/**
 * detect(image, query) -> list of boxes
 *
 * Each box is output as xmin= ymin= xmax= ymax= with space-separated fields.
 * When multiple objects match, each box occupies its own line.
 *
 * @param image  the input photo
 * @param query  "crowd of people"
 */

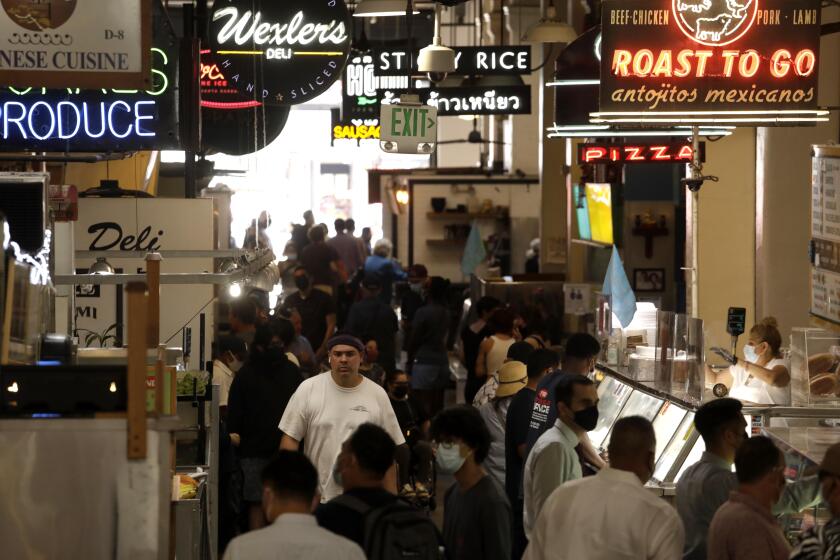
xmin=214 ymin=211 xmax=839 ymax=560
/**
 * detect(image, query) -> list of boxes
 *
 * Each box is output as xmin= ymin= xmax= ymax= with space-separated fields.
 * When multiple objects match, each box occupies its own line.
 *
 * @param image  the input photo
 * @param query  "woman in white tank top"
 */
xmin=722 ymin=317 xmax=791 ymax=406
xmin=475 ymin=308 xmax=519 ymax=380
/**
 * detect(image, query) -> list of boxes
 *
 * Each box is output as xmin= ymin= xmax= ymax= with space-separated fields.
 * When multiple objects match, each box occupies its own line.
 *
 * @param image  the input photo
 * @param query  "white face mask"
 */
xmin=435 ymin=442 xmax=466 ymax=474
xmin=743 ymin=344 xmax=759 ymax=364
xmin=227 ymin=353 xmax=244 ymax=373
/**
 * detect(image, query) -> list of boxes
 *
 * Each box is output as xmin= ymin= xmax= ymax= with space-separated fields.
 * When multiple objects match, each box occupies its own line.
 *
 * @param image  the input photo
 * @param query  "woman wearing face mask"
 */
xmin=227 ymin=318 xmax=304 ymax=531
xmin=714 ymin=317 xmax=791 ymax=405
xmin=385 ymin=370 xmax=434 ymax=499
xmin=431 ymin=406 xmax=512 ymax=560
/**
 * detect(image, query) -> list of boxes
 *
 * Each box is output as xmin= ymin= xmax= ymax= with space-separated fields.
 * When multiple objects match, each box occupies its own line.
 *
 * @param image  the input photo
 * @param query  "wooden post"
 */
xmin=145 ymin=252 xmax=162 ymax=349
xmin=126 ymin=282 xmax=148 ymax=460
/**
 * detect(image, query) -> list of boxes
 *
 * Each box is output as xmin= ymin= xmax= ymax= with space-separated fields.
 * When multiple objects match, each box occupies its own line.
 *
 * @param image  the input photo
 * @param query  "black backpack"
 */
xmin=334 ymin=494 xmax=443 ymax=560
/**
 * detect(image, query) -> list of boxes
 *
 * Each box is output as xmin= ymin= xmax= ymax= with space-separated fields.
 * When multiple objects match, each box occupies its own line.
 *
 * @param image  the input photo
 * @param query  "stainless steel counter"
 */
xmin=0 ymin=417 xmax=176 ymax=560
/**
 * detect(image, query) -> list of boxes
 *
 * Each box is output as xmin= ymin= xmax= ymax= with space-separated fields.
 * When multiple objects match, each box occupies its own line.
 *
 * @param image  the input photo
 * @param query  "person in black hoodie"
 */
xmin=228 ymin=317 xmax=304 ymax=531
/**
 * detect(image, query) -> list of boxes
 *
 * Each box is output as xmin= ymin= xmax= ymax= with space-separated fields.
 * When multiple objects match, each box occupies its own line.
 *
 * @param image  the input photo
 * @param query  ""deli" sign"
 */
xmin=597 ymin=0 xmax=822 ymax=122
xmin=210 ymin=0 xmax=350 ymax=105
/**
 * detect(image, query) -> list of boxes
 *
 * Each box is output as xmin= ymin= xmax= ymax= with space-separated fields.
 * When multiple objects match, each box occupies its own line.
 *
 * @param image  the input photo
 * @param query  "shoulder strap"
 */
xmin=333 ymin=494 xmax=374 ymax=516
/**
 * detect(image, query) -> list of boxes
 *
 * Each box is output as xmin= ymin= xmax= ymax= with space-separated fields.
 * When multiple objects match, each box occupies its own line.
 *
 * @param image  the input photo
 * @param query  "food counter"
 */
xmin=0 ymin=417 xmax=177 ymax=560
xmin=595 ymin=364 xmax=840 ymax=491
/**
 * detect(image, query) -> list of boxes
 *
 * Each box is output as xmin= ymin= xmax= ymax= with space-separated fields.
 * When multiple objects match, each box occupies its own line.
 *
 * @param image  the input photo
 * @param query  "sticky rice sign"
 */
xmin=598 ymin=0 xmax=822 ymax=122
xmin=0 ymin=0 xmax=150 ymax=89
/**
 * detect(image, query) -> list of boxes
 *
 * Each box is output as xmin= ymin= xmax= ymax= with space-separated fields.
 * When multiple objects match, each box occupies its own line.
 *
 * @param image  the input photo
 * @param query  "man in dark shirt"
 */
xmin=344 ymin=274 xmax=399 ymax=374
xmin=524 ymin=333 xmax=600 ymax=456
xmin=227 ymin=318 xmax=304 ymax=531
xmin=300 ymin=224 xmax=344 ymax=295
xmin=281 ymin=267 xmax=337 ymax=363
xmin=315 ymin=423 xmax=402 ymax=547
xmin=432 ymin=405 xmax=512 ymax=560
xmin=290 ymin=210 xmax=315 ymax=255
xmin=407 ymin=277 xmax=450 ymax=417
xmin=505 ymin=349 xmax=559 ymax=559
xmin=384 ymin=369 xmax=433 ymax=495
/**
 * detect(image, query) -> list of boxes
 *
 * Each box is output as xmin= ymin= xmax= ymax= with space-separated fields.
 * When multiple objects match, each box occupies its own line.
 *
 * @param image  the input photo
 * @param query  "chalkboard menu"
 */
xmin=810 ymin=145 xmax=840 ymax=324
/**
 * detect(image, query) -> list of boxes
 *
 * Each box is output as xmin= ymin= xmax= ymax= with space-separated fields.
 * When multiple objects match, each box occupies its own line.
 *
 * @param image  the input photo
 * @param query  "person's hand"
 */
xmin=230 ymin=433 xmax=241 ymax=447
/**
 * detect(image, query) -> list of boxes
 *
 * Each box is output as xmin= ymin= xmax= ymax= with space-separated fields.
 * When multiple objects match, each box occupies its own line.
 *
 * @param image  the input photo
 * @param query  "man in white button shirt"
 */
xmin=524 ymin=416 xmax=685 ymax=560
xmin=523 ymin=374 xmax=599 ymax=538
xmin=222 ymin=450 xmax=365 ymax=560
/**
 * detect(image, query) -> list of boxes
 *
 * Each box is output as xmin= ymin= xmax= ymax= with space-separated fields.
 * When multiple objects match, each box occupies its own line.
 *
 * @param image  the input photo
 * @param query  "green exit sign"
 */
xmin=380 ymin=96 xmax=437 ymax=154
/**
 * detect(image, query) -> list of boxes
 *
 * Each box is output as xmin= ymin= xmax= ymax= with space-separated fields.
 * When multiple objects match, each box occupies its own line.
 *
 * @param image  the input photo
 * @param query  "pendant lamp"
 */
xmin=354 ymin=0 xmax=418 ymax=17
xmin=523 ymin=5 xmax=577 ymax=43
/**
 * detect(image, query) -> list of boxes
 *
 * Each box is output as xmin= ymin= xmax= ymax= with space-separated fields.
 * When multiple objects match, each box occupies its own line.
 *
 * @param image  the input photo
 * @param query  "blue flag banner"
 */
xmin=602 ymin=245 xmax=636 ymax=328
xmin=461 ymin=220 xmax=487 ymax=277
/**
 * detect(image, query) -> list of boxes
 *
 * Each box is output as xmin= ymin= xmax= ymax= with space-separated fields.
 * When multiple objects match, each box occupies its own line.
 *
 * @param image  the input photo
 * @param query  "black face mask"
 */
xmin=391 ymin=385 xmax=409 ymax=399
xmin=573 ymin=405 xmax=599 ymax=432
xmin=294 ymin=276 xmax=310 ymax=291
xmin=265 ymin=346 xmax=285 ymax=364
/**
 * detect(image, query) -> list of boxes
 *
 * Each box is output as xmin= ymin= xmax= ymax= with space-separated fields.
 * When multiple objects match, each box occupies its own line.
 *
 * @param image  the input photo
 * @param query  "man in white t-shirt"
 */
xmin=280 ymin=334 xmax=406 ymax=502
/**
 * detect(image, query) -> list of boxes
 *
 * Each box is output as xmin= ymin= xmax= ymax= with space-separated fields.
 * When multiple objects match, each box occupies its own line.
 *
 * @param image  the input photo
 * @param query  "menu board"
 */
xmin=811 ymin=146 xmax=840 ymax=324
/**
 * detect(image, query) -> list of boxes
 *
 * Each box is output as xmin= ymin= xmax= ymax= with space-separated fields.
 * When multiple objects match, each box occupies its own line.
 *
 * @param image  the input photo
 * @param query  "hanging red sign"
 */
xmin=577 ymin=142 xmax=705 ymax=164
xmin=597 ymin=0 xmax=824 ymax=124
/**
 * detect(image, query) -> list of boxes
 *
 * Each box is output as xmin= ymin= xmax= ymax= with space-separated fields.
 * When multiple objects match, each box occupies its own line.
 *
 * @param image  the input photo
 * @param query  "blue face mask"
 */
xmin=435 ymin=442 xmax=467 ymax=474
xmin=743 ymin=344 xmax=759 ymax=363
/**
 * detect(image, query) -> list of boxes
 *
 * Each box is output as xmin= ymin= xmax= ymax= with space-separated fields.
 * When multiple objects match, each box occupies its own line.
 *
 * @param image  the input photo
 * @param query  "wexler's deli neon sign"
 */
xmin=210 ymin=0 xmax=351 ymax=105
xmin=596 ymin=0 xmax=825 ymax=124
xmin=0 ymin=47 xmax=177 ymax=151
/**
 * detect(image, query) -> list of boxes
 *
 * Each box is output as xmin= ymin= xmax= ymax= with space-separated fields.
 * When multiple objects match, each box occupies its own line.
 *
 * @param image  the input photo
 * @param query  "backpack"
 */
xmin=334 ymin=494 xmax=443 ymax=560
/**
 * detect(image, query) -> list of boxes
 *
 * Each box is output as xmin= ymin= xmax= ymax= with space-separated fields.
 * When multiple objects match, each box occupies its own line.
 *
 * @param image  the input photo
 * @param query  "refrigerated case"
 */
xmin=765 ymin=428 xmax=840 ymax=540
xmin=595 ymin=364 xmax=840 ymax=489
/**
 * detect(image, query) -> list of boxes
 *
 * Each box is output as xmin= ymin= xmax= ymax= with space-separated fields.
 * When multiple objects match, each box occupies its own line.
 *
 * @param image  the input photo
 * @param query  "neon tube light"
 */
xmin=546 ymin=79 xmax=601 ymax=87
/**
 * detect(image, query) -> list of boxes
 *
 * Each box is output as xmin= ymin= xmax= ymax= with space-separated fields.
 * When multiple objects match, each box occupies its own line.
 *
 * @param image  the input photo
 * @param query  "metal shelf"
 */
xmin=426 ymin=211 xmax=508 ymax=220
xmin=426 ymin=239 xmax=467 ymax=247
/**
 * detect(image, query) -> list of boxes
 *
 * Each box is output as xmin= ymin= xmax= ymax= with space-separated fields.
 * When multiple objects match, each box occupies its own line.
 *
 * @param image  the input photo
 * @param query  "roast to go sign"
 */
xmin=379 ymin=101 xmax=437 ymax=155
xmin=210 ymin=0 xmax=351 ymax=105
xmin=597 ymin=0 xmax=823 ymax=123
xmin=0 ymin=0 xmax=151 ymax=89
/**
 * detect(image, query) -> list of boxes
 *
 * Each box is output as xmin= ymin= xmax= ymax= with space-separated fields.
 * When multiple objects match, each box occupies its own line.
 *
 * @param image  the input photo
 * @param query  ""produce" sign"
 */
xmin=596 ymin=0 xmax=824 ymax=124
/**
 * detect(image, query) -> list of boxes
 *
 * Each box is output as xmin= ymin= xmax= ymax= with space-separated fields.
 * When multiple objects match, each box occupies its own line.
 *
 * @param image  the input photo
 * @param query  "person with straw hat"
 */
xmin=477 ymin=361 xmax=529 ymax=489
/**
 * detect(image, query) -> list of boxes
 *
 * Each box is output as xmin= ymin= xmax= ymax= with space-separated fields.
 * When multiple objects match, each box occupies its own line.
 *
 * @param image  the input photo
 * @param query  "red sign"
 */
xmin=199 ymin=50 xmax=262 ymax=110
xmin=598 ymin=0 xmax=823 ymax=122
xmin=577 ymin=142 xmax=705 ymax=164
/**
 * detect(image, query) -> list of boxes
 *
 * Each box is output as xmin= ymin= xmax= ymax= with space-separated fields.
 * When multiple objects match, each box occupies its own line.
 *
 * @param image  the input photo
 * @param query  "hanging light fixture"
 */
xmin=523 ymin=1 xmax=577 ymax=44
xmin=462 ymin=0 xmax=524 ymax=88
xmin=89 ymin=257 xmax=115 ymax=275
xmin=418 ymin=2 xmax=456 ymax=78
xmin=354 ymin=0 xmax=418 ymax=18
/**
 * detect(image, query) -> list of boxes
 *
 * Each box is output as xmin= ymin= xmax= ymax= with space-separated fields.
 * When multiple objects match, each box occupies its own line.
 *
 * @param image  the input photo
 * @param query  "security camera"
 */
xmin=418 ymin=43 xmax=456 ymax=82
xmin=680 ymin=175 xmax=719 ymax=192
xmin=426 ymin=71 xmax=449 ymax=83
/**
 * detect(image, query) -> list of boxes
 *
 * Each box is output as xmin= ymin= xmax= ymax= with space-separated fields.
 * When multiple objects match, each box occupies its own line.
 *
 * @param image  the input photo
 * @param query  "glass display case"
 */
xmin=596 ymin=363 xmax=840 ymax=489
xmin=789 ymin=328 xmax=840 ymax=407
xmin=590 ymin=374 xmax=633 ymax=449
xmin=765 ymin=427 xmax=840 ymax=541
